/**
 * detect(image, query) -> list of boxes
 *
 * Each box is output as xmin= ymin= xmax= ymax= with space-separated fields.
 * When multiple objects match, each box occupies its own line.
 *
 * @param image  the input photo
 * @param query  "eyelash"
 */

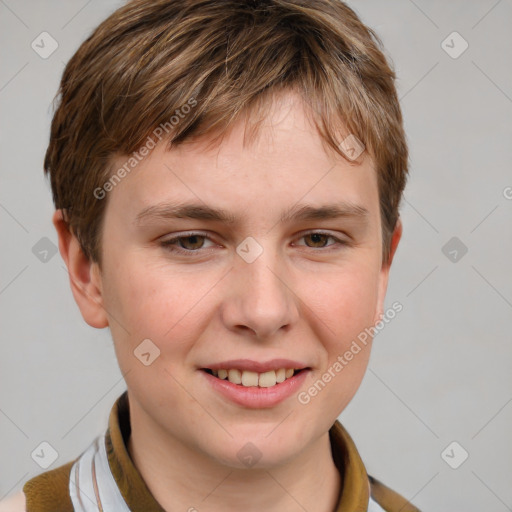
xmin=159 ymin=230 xmax=349 ymax=255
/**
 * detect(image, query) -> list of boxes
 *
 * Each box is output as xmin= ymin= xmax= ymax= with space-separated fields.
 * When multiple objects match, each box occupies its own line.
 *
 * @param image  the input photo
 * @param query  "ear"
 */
xmin=374 ymin=218 xmax=403 ymax=324
xmin=52 ymin=210 xmax=109 ymax=328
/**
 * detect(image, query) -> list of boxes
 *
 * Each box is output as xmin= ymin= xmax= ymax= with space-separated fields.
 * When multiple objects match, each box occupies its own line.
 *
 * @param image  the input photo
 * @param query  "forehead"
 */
xmin=105 ymin=91 xmax=379 ymax=224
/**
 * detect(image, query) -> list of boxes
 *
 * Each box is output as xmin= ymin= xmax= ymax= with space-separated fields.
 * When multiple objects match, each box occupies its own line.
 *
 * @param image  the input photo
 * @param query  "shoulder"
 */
xmin=369 ymin=475 xmax=421 ymax=512
xmin=0 ymin=491 xmax=26 ymax=512
xmin=21 ymin=460 xmax=76 ymax=512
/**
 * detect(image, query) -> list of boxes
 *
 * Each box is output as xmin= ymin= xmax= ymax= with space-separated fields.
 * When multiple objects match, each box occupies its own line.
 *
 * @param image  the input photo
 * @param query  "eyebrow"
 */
xmin=135 ymin=201 xmax=369 ymax=225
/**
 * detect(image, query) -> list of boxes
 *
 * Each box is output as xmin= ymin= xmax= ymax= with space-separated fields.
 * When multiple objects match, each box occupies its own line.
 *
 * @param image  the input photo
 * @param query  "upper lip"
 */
xmin=202 ymin=359 xmax=310 ymax=373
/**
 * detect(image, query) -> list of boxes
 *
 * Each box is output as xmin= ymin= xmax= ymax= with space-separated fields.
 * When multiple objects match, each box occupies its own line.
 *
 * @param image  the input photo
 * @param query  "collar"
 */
xmin=104 ymin=391 xmax=371 ymax=511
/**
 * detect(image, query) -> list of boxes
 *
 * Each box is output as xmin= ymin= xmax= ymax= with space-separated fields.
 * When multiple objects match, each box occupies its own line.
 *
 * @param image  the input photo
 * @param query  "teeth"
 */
xmin=241 ymin=370 xmax=259 ymax=387
xmin=228 ymin=368 xmax=242 ymax=384
xmin=212 ymin=368 xmax=299 ymax=387
xmin=258 ymin=370 xmax=277 ymax=388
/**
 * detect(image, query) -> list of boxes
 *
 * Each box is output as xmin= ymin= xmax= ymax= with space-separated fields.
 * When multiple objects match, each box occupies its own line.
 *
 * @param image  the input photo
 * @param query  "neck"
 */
xmin=126 ymin=404 xmax=341 ymax=512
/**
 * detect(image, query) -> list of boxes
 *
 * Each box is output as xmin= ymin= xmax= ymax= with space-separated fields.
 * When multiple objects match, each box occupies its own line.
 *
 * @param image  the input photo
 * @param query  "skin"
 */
xmin=0 ymin=491 xmax=25 ymax=511
xmin=53 ymin=90 xmax=401 ymax=512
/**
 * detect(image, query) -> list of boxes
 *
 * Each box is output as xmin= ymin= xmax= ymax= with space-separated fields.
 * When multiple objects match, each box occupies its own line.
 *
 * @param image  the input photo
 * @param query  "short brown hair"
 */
xmin=45 ymin=0 xmax=408 ymax=265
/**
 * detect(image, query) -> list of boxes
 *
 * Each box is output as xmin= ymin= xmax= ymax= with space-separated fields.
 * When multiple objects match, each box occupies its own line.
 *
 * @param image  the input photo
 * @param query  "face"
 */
xmin=70 ymin=91 xmax=399 ymax=469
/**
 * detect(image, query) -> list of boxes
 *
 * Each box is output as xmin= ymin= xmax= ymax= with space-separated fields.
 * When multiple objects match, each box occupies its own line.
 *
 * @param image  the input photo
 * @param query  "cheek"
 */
xmin=102 ymin=255 xmax=217 ymax=351
xmin=301 ymin=258 xmax=380 ymax=399
xmin=303 ymin=259 xmax=381 ymax=338
xmin=300 ymin=266 xmax=379 ymax=410
xmin=104 ymin=254 xmax=166 ymax=323
xmin=103 ymin=242 xmax=382 ymax=353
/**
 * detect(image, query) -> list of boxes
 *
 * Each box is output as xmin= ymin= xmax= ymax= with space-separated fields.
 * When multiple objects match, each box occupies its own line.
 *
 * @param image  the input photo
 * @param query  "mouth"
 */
xmin=200 ymin=367 xmax=310 ymax=388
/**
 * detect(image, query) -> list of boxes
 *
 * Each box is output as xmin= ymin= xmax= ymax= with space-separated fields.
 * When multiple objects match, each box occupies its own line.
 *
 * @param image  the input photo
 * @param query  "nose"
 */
xmin=220 ymin=245 xmax=300 ymax=340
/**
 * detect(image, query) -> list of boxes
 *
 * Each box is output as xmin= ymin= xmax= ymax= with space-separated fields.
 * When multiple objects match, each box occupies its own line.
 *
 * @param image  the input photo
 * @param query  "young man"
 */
xmin=1 ymin=0 xmax=419 ymax=510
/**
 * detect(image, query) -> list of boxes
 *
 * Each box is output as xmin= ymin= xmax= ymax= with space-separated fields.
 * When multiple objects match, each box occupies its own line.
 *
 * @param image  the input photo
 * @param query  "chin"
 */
xmin=205 ymin=433 xmax=300 ymax=471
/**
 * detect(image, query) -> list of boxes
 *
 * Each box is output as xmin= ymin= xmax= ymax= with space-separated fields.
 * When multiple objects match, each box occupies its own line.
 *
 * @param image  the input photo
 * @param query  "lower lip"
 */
xmin=200 ymin=369 xmax=310 ymax=409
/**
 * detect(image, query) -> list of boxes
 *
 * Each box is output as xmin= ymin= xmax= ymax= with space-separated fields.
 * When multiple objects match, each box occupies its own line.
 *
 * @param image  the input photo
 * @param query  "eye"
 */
xmin=294 ymin=231 xmax=347 ymax=249
xmin=160 ymin=232 xmax=216 ymax=253
xmin=159 ymin=230 xmax=348 ymax=256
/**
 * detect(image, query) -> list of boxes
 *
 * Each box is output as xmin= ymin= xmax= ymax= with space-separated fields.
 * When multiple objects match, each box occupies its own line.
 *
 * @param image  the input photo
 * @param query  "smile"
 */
xmin=200 ymin=367 xmax=311 ymax=408
xmin=202 ymin=368 xmax=305 ymax=388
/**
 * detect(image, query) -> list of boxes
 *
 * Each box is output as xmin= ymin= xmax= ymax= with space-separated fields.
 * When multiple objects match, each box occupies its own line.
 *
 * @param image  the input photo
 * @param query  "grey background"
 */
xmin=1 ymin=1 xmax=511 ymax=510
